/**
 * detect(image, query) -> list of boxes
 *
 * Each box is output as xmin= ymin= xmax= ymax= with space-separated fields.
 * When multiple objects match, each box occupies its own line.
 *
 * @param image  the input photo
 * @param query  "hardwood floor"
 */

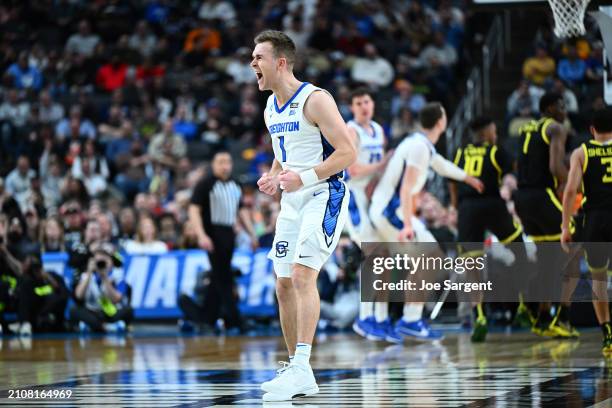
xmin=0 ymin=330 xmax=610 ymax=407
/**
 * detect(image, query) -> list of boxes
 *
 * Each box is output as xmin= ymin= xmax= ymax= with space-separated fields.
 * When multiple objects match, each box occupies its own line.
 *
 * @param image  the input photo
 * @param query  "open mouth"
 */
xmin=255 ymin=72 xmax=263 ymax=80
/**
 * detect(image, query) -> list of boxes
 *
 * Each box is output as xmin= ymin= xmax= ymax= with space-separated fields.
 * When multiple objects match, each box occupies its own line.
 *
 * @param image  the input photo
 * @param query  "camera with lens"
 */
xmin=341 ymin=242 xmax=363 ymax=281
xmin=96 ymin=259 xmax=109 ymax=270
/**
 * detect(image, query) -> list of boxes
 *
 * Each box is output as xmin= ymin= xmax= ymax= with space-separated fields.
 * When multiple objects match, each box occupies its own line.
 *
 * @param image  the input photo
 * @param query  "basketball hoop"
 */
xmin=548 ymin=0 xmax=591 ymax=38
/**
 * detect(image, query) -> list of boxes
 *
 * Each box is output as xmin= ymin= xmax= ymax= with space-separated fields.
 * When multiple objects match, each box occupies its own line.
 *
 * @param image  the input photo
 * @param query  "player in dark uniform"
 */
xmin=562 ymin=107 xmax=612 ymax=356
xmin=513 ymin=92 xmax=577 ymax=338
xmin=450 ymin=117 xmax=523 ymax=342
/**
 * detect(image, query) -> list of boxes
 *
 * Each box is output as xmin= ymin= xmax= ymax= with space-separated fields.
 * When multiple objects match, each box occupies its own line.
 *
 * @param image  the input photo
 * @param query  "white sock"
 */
xmin=289 ymin=355 xmax=294 ymax=363
xmin=402 ymin=303 xmax=424 ymax=323
xmin=359 ymin=302 xmax=374 ymax=320
xmin=374 ymin=302 xmax=388 ymax=323
xmin=293 ymin=343 xmax=311 ymax=368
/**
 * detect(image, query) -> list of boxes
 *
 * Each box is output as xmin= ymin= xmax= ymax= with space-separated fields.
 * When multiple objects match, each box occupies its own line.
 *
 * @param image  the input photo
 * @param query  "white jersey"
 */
xmin=346 ymin=119 xmax=385 ymax=190
xmin=370 ymin=132 xmax=435 ymax=215
xmin=265 ymin=82 xmax=341 ymax=184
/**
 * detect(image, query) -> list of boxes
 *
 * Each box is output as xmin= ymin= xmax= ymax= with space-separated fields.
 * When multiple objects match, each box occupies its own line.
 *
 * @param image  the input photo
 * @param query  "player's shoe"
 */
xmin=379 ymin=319 xmax=403 ymax=343
xmin=602 ymin=323 xmax=612 ymax=357
xmin=557 ymin=320 xmax=580 ymax=338
xmin=513 ymin=303 xmax=535 ymax=328
xmin=395 ymin=319 xmax=444 ymax=341
xmin=261 ymin=361 xmax=291 ymax=392
xmin=353 ymin=317 xmax=375 ymax=338
xmin=471 ymin=317 xmax=488 ymax=343
xmin=354 ymin=317 xmax=388 ymax=341
xmin=532 ymin=318 xmax=574 ymax=339
xmin=262 ymin=364 xmax=319 ymax=402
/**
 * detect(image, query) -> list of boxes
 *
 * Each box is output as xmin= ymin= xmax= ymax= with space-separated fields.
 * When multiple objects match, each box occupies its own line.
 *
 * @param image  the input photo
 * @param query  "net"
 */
xmin=547 ymin=0 xmax=591 ymax=38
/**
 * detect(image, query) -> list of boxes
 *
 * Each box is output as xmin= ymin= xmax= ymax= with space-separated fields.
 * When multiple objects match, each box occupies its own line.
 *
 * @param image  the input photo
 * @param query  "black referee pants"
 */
xmin=204 ymin=225 xmax=241 ymax=329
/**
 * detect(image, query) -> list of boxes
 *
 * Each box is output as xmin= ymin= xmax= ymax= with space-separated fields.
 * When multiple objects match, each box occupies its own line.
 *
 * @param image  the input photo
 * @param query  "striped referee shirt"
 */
xmin=191 ymin=175 xmax=242 ymax=229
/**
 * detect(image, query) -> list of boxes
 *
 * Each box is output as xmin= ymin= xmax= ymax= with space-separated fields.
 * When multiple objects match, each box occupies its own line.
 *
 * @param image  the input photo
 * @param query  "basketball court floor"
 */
xmin=1 ymin=329 xmax=610 ymax=407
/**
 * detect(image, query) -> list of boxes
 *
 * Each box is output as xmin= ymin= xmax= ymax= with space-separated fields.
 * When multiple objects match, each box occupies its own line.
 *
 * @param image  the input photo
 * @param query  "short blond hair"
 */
xmin=254 ymin=30 xmax=296 ymax=67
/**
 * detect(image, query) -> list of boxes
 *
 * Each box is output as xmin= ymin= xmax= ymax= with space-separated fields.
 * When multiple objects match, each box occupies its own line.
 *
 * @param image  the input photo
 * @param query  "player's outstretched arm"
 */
xmin=561 ymin=147 xmax=584 ymax=245
xmin=278 ymin=91 xmax=357 ymax=192
xmin=431 ymin=154 xmax=484 ymax=193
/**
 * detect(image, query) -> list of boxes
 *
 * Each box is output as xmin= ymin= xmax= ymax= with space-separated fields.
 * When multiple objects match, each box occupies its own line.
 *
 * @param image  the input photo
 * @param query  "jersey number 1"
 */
xmin=279 ymin=136 xmax=287 ymax=162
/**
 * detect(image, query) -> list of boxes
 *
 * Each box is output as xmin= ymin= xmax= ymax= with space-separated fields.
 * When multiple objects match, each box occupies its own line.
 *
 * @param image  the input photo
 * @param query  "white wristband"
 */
xmin=299 ymin=168 xmax=319 ymax=187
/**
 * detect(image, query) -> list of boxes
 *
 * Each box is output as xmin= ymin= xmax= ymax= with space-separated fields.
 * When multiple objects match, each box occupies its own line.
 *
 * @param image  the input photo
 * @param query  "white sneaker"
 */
xmin=261 ymin=361 xmax=291 ymax=392
xmin=18 ymin=322 xmax=32 ymax=336
xmin=262 ymin=364 xmax=319 ymax=402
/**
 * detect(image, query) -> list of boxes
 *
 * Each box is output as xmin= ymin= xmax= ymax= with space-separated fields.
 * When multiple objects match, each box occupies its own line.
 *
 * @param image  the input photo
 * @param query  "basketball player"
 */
xmin=343 ymin=87 xmax=400 ymax=343
xmin=252 ymin=30 xmax=356 ymax=401
xmin=513 ymin=92 xmax=577 ymax=338
xmin=450 ymin=117 xmax=523 ymax=343
xmin=369 ymin=102 xmax=483 ymax=341
xmin=561 ymin=107 xmax=612 ymax=356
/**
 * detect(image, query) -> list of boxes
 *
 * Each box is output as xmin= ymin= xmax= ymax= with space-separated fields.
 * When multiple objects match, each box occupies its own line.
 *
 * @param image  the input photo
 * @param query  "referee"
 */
xmin=189 ymin=150 xmax=255 ymax=331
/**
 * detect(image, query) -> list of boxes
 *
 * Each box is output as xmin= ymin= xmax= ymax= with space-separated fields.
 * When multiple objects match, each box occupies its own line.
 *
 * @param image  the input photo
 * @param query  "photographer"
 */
xmin=69 ymin=242 xmax=133 ymax=333
xmin=16 ymin=254 xmax=69 ymax=334
xmin=0 ymin=213 xmax=23 ymax=335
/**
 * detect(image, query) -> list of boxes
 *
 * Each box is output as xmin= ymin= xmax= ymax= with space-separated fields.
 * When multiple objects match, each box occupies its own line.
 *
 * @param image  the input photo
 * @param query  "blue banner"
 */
xmin=42 ymin=249 xmax=277 ymax=319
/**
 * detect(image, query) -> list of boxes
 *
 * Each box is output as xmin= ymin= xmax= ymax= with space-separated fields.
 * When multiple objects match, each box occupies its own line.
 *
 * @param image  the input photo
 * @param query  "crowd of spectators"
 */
xmin=506 ymin=14 xmax=606 ymax=145
xmin=0 ymin=0 xmax=474 ymax=335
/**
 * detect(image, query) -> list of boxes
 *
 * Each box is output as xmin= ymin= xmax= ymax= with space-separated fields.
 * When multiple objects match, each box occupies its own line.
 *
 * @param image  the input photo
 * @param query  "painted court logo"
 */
xmin=275 ymin=241 xmax=289 ymax=258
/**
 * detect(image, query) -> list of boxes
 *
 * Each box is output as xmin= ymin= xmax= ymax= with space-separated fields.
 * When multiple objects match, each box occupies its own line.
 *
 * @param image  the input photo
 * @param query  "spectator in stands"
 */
xmin=55 ymin=105 xmax=96 ymax=141
xmin=226 ymin=47 xmax=256 ymax=84
xmin=198 ymin=0 xmax=237 ymax=24
xmin=70 ymin=242 xmax=133 ymax=333
xmin=5 ymin=155 xmax=35 ymax=211
xmin=586 ymin=42 xmax=604 ymax=83
xmin=123 ymin=215 xmax=168 ymax=254
xmin=557 ymin=45 xmax=586 ymax=87
xmin=159 ymin=213 xmax=179 ymax=249
xmin=391 ymin=79 xmax=427 ymax=117
xmin=41 ymin=216 xmax=65 ymax=253
xmin=97 ymin=213 xmax=115 ymax=244
xmin=96 ymin=54 xmax=128 ymax=93
xmin=73 ymin=140 xmax=110 ymax=181
xmin=183 ymin=24 xmax=221 ymax=54
xmin=351 ymin=43 xmax=394 ymax=88
xmin=76 ymin=157 xmax=108 ymax=198
xmin=148 ymin=120 xmax=187 ymax=171
xmin=522 ymin=44 xmax=555 ymax=86
xmin=39 ymin=143 xmax=64 ymax=209
xmin=118 ymin=207 xmax=137 ymax=241
xmin=113 ymin=138 xmax=151 ymax=202
xmin=38 ymin=90 xmax=65 ymax=125
xmin=128 ymin=21 xmax=157 ymax=58
xmin=390 ymin=107 xmax=418 ymax=142
xmin=61 ymin=201 xmax=85 ymax=250
xmin=419 ymin=31 xmax=458 ymax=68
xmin=178 ymin=222 xmax=200 ymax=249
xmin=65 ymin=20 xmax=100 ymax=58
xmin=551 ymin=79 xmax=578 ymax=114
xmin=506 ymin=79 xmax=543 ymax=119
xmin=6 ymin=52 xmax=43 ymax=91
xmin=0 ymin=89 xmax=30 ymax=157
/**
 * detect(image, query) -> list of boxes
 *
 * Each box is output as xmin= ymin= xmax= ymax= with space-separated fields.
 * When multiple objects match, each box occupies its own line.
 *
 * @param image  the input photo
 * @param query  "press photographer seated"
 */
xmin=69 ymin=242 xmax=133 ymax=333
xmin=16 ymin=254 xmax=69 ymax=334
